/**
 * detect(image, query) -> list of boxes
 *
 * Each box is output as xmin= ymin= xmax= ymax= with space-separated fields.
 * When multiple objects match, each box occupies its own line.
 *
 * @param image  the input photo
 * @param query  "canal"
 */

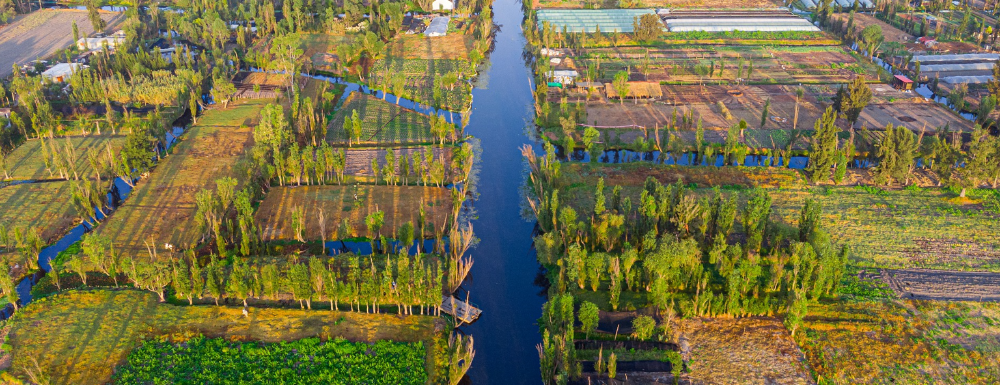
xmin=460 ymin=0 xmax=546 ymax=382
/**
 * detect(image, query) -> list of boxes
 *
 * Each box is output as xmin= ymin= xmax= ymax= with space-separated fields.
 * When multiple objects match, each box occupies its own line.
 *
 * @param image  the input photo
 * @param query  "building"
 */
xmin=77 ymin=31 xmax=126 ymax=51
xmin=662 ymin=10 xmax=819 ymax=32
xmin=892 ymin=75 xmax=914 ymax=90
xmin=431 ymin=0 xmax=454 ymax=11
xmin=41 ymin=63 xmax=86 ymax=83
xmin=425 ymin=16 xmax=450 ymax=37
xmin=546 ymin=69 xmax=579 ymax=85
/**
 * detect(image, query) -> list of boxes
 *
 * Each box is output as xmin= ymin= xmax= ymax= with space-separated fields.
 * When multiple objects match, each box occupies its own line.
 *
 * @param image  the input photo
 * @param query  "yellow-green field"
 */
xmin=2 ymin=135 xmax=126 ymax=181
xmin=327 ymin=93 xmax=440 ymax=145
xmin=0 ymin=181 xmax=80 ymax=243
xmin=93 ymin=100 xmax=264 ymax=258
xmin=254 ymin=185 xmax=454 ymax=241
xmin=3 ymin=290 xmax=440 ymax=385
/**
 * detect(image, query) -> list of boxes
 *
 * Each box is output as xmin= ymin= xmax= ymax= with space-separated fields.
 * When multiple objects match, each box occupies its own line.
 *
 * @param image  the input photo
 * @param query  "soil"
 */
xmin=0 ymin=9 xmax=122 ymax=78
xmin=677 ymin=317 xmax=814 ymax=385
xmin=881 ymin=268 xmax=1000 ymax=302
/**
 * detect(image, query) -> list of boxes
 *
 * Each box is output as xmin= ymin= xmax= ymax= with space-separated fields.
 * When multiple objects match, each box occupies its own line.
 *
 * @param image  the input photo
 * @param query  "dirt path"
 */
xmin=0 ymin=9 xmax=122 ymax=78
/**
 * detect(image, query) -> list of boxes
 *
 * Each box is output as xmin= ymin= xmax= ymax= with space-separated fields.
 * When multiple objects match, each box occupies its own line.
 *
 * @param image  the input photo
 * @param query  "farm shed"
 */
xmin=910 ymin=53 xmax=1000 ymax=63
xmin=41 ymin=63 xmax=86 ymax=83
xmin=941 ymin=75 xmax=993 ymax=84
xmin=546 ymin=69 xmax=579 ymax=84
xmin=892 ymin=75 xmax=913 ymax=90
xmin=664 ymin=17 xmax=819 ymax=32
xmin=536 ymin=9 xmax=657 ymax=33
xmin=425 ymin=16 xmax=450 ymax=36
xmin=604 ymin=81 xmax=662 ymax=99
xmin=77 ymin=31 xmax=126 ymax=51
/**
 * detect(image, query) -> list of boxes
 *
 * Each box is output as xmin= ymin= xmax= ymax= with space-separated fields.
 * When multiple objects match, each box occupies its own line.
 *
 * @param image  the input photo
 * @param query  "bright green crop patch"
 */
xmin=112 ymin=336 xmax=427 ymax=385
xmin=327 ymin=93 xmax=440 ymax=145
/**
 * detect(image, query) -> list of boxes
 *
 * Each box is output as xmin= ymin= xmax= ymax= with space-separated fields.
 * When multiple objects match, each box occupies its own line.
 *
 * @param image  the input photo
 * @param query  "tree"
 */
xmin=632 ymin=315 xmax=656 ymax=340
xmin=632 ymin=14 xmax=662 ymax=41
xmin=860 ymin=24 xmax=883 ymax=58
xmin=612 ymin=71 xmax=630 ymax=105
xmin=211 ymin=76 xmax=237 ymax=109
xmin=987 ymin=61 xmax=1000 ymax=100
xmin=289 ymin=262 xmax=313 ymax=309
xmin=87 ymin=0 xmax=106 ymax=33
xmin=873 ymin=124 xmax=918 ymax=186
xmin=760 ymin=98 xmax=770 ymax=129
xmin=844 ymin=76 xmax=872 ymax=128
xmin=0 ymin=265 xmax=17 ymax=310
xmin=793 ymin=87 xmax=804 ymax=130
xmin=806 ymin=107 xmax=840 ymax=182
xmin=578 ymin=301 xmax=599 ymax=338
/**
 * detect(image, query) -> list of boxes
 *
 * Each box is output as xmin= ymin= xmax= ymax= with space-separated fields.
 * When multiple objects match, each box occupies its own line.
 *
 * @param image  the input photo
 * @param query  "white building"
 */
xmin=41 ymin=63 xmax=87 ymax=83
xmin=425 ymin=16 xmax=450 ymax=37
xmin=546 ymin=69 xmax=579 ymax=85
xmin=77 ymin=31 xmax=126 ymax=51
xmin=432 ymin=0 xmax=455 ymax=11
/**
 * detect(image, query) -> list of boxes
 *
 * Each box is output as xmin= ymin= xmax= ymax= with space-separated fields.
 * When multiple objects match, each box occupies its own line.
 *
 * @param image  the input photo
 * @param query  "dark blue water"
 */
xmin=459 ymin=0 xmax=546 ymax=382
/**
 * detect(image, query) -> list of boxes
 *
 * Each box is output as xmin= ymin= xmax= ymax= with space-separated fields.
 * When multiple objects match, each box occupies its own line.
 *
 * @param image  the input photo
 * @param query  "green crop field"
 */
xmin=2 ymin=135 xmax=126 ymax=181
xmin=93 ymin=100 xmax=265 ymax=259
xmin=0 ymin=181 xmax=80 ymax=244
xmin=4 ymin=290 xmax=440 ymax=385
xmin=327 ymin=93 xmax=441 ymax=145
xmin=369 ymin=58 xmax=473 ymax=111
xmin=112 ymin=336 xmax=427 ymax=384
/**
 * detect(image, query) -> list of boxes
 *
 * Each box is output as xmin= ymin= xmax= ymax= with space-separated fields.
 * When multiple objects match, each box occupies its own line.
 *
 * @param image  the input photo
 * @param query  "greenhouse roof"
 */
xmin=910 ymin=53 xmax=999 ymax=63
xmin=664 ymin=17 xmax=819 ymax=32
xmin=536 ymin=9 xmax=657 ymax=33
xmin=921 ymin=62 xmax=994 ymax=72
xmin=941 ymin=75 xmax=993 ymax=84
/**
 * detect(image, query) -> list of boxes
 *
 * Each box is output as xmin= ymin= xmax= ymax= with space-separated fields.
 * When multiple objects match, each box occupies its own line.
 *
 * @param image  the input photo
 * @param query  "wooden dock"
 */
xmin=441 ymin=295 xmax=482 ymax=324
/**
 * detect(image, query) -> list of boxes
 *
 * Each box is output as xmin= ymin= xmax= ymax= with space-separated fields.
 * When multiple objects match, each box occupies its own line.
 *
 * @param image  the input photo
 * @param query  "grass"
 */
xmin=369 ymin=58 xmax=473 ymax=111
xmin=0 ymin=181 xmax=79 ymax=243
xmin=93 ymin=100 xmax=265 ymax=259
xmin=797 ymin=297 xmax=1000 ymax=384
xmin=769 ymin=186 xmax=1000 ymax=271
xmin=2 ymin=289 xmax=441 ymax=385
xmin=2 ymin=135 xmax=127 ymax=181
xmin=679 ymin=316 xmax=814 ymax=384
xmin=254 ymin=185 xmax=454 ymax=241
xmin=327 ymin=93 xmax=440 ymax=145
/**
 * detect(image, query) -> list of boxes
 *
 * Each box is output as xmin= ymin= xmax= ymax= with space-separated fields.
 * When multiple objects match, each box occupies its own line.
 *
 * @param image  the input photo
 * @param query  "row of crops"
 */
xmin=112 ymin=336 xmax=427 ymax=385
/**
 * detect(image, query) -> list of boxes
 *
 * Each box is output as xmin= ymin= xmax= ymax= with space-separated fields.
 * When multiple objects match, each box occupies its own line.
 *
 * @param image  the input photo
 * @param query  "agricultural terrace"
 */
xmin=3 ymin=290 xmax=442 ymax=385
xmin=797 ymin=275 xmax=1000 ymax=383
xmin=93 ymin=100 xmax=264 ymax=259
xmin=328 ymin=93 xmax=455 ymax=146
xmin=569 ymin=45 xmax=871 ymax=85
xmin=369 ymin=57 xmax=475 ymax=111
xmin=769 ymin=186 xmax=1000 ymax=272
xmin=254 ymin=185 xmax=454 ymax=241
xmin=1 ymin=135 xmax=126 ymax=181
xmin=0 ymin=181 xmax=77 ymax=244
xmin=0 ymin=9 xmax=122 ymax=78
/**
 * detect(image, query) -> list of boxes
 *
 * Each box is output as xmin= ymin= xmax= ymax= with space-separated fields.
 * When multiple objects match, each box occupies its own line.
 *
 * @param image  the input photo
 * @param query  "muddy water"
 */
xmin=457 ymin=0 xmax=547 ymax=382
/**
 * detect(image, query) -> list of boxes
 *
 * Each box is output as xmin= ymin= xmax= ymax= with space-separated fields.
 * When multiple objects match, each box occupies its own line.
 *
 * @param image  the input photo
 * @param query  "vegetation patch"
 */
xmin=112 ymin=336 xmax=427 ymax=385
xmin=1 ymin=135 xmax=126 ymax=181
xmin=0 ymin=181 xmax=78 ymax=244
xmin=327 ymin=93 xmax=447 ymax=146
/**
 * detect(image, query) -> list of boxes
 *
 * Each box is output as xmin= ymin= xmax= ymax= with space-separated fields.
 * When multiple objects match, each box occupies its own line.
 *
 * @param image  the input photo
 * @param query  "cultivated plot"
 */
xmin=4 ymin=290 xmax=439 ymax=385
xmin=254 ymin=185 xmax=454 ymax=241
xmin=327 ymin=93 xmax=439 ymax=145
xmin=2 ymin=135 xmax=126 ymax=181
xmin=93 ymin=101 xmax=263 ymax=258
xmin=0 ymin=181 xmax=80 ymax=243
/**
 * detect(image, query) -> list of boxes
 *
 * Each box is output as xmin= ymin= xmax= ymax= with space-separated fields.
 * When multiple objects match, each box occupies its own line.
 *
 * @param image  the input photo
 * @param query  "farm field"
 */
xmin=679 ymin=317 xmax=814 ymax=385
xmin=112 ymin=336 xmax=428 ymax=385
xmin=369 ymin=58 xmax=473 ymax=111
xmin=342 ymin=146 xmax=452 ymax=180
xmin=328 ymin=93 xmax=443 ymax=145
xmin=881 ymin=268 xmax=1000 ymax=302
xmin=254 ymin=185 xmax=454 ymax=241
xmin=572 ymin=45 xmax=869 ymax=86
xmin=0 ymin=9 xmax=122 ymax=78
xmin=1 ymin=135 xmax=126 ymax=181
xmin=797 ymin=277 xmax=1000 ymax=384
xmin=0 ymin=181 xmax=80 ymax=243
xmin=769 ymin=186 xmax=1000 ymax=272
xmin=93 ymin=100 xmax=263 ymax=259
xmin=388 ymin=34 xmax=475 ymax=60
xmin=3 ymin=290 xmax=441 ymax=385
xmin=533 ymin=0 xmax=780 ymax=9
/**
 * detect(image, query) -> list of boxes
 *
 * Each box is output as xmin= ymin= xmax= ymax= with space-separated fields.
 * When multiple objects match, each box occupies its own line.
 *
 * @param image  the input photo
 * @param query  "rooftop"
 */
xmin=536 ymin=9 xmax=657 ymax=33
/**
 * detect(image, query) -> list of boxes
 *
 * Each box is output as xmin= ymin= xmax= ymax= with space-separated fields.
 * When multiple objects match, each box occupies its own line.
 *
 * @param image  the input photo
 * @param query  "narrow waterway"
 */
xmin=460 ymin=0 xmax=546 ymax=382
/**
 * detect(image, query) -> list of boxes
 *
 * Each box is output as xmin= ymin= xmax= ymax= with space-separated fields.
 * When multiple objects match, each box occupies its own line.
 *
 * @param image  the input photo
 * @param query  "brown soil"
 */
xmin=881 ymin=268 xmax=1000 ymax=302
xmin=677 ymin=317 xmax=814 ymax=385
xmin=0 ymin=9 xmax=122 ymax=77
xmin=831 ymin=13 xmax=914 ymax=46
